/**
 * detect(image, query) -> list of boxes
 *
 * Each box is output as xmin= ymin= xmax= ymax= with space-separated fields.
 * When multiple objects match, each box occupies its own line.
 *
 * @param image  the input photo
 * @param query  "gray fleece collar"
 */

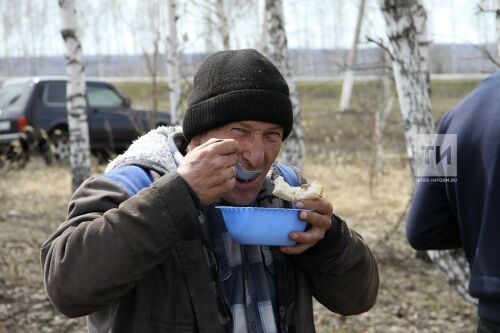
xmin=105 ymin=126 xmax=183 ymax=175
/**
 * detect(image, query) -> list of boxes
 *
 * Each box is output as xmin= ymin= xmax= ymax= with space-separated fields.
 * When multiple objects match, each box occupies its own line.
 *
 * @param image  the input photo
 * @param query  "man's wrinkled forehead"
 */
xmin=202 ymin=120 xmax=284 ymax=136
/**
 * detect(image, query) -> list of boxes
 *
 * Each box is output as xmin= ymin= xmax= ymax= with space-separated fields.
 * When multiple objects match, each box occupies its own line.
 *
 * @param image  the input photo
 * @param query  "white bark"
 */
xmin=257 ymin=4 xmax=269 ymax=54
xmin=167 ymin=0 xmax=182 ymax=125
xmin=142 ymin=36 xmax=160 ymax=115
xmin=381 ymin=0 xmax=434 ymax=176
xmin=204 ymin=6 xmax=216 ymax=53
xmin=135 ymin=0 xmax=164 ymax=119
xmin=265 ymin=0 xmax=305 ymax=171
xmin=373 ymin=52 xmax=395 ymax=174
xmin=59 ymin=0 xmax=91 ymax=192
xmin=339 ymin=71 xmax=355 ymax=112
xmin=381 ymin=0 xmax=473 ymax=303
xmin=216 ymin=0 xmax=230 ymax=49
xmin=339 ymin=0 xmax=366 ymax=112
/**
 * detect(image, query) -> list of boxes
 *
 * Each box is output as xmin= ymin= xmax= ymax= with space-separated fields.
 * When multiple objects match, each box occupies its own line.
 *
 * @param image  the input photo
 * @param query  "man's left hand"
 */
xmin=280 ymin=198 xmax=333 ymax=255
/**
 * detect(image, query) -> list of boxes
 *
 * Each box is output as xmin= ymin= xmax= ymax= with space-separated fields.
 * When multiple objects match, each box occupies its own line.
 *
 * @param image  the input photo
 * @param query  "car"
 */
xmin=0 ymin=76 xmax=171 ymax=160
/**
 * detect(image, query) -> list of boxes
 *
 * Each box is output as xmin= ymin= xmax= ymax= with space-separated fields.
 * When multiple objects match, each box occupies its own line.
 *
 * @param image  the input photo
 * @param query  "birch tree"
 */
xmin=372 ymin=51 xmax=395 ymax=176
xmin=339 ymin=0 xmax=366 ymax=112
xmin=215 ymin=0 xmax=230 ymax=49
xmin=167 ymin=0 xmax=182 ymax=125
xmin=257 ymin=3 xmax=269 ymax=54
xmin=135 ymin=0 xmax=165 ymax=119
xmin=265 ymin=0 xmax=305 ymax=171
xmin=380 ymin=0 xmax=473 ymax=303
xmin=59 ymin=0 xmax=91 ymax=191
xmin=477 ymin=0 xmax=500 ymax=67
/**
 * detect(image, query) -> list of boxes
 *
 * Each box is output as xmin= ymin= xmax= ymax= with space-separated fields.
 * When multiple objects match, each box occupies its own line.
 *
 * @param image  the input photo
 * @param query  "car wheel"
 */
xmin=50 ymin=129 xmax=70 ymax=161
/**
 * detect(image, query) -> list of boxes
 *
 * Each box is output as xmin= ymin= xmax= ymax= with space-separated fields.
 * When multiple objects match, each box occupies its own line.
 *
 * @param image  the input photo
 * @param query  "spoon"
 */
xmin=168 ymin=135 xmax=261 ymax=180
xmin=235 ymin=162 xmax=261 ymax=181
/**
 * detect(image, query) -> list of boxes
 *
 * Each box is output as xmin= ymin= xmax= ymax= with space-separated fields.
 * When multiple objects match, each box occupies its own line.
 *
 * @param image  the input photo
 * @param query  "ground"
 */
xmin=0 ymin=157 xmax=475 ymax=332
xmin=0 ymin=79 xmax=479 ymax=332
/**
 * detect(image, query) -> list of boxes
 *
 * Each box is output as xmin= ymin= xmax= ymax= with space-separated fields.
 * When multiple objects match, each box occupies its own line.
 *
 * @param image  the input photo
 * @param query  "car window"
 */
xmin=44 ymin=82 xmax=66 ymax=106
xmin=0 ymin=83 xmax=33 ymax=110
xmin=87 ymin=85 xmax=124 ymax=107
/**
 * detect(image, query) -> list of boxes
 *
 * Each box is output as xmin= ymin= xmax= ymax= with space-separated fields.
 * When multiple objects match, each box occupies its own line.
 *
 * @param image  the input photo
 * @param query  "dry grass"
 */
xmin=0 ymin=156 xmax=475 ymax=332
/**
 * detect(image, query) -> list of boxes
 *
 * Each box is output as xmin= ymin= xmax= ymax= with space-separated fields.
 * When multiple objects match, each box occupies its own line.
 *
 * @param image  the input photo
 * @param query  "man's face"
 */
xmin=192 ymin=120 xmax=283 ymax=206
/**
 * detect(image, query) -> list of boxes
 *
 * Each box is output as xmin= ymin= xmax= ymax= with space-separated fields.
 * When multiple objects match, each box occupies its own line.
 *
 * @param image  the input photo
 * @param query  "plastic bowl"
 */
xmin=215 ymin=206 xmax=307 ymax=246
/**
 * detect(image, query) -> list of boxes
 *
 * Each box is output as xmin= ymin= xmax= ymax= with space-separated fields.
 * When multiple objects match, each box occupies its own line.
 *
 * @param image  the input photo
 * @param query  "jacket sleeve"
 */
xmin=292 ymin=215 xmax=379 ymax=316
xmin=40 ymin=171 xmax=200 ymax=318
xmin=406 ymin=180 xmax=461 ymax=250
xmin=405 ymin=110 xmax=461 ymax=251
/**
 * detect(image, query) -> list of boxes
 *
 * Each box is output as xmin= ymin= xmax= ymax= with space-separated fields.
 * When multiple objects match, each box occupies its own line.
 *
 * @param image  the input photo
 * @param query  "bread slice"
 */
xmin=272 ymin=176 xmax=323 ymax=202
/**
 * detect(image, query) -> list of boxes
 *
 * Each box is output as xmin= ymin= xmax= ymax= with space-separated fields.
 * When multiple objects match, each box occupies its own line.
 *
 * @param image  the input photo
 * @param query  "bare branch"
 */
xmin=476 ymin=3 xmax=497 ymax=14
xmin=366 ymin=36 xmax=394 ymax=60
xmin=470 ymin=42 xmax=500 ymax=68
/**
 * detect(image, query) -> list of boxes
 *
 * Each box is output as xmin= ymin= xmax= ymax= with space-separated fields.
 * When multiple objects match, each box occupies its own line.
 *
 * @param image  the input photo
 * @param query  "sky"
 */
xmin=282 ymin=0 xmax=497 ymax=50
xmin=0 ymin=0 xmax=497 ymax=57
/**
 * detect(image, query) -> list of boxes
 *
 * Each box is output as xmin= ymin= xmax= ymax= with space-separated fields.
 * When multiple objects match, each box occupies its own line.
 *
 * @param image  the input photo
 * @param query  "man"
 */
xmin=41 ymin=49 xmax=378 ymax=332
xmin=407 ymin=72 xmax=500 ymax=332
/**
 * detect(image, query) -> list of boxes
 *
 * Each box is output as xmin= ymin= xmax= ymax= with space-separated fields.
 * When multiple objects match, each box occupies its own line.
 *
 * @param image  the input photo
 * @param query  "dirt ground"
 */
xmin=0 ymin=155 xmax=475 ymax=333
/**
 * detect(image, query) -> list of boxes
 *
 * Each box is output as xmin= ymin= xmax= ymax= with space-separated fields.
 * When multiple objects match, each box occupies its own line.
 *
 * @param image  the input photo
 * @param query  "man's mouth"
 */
xmin=235 ymin=162 xmax=260 ymax=181
xmin=235 ymin=174 xmax=260 ymax=186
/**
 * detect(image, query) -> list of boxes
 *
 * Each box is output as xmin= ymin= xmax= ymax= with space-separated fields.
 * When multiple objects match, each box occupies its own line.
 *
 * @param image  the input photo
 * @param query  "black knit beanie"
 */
xmin=183 ymin=49 xmax=293 ymax=142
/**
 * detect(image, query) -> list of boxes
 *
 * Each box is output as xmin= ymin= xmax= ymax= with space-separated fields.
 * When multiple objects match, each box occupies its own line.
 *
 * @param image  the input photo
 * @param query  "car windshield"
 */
xmin=0 ymin=83 xmax=32 ymax=111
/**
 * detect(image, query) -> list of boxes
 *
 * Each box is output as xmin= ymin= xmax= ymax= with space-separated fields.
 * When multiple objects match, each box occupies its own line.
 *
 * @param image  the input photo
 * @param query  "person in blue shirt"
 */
xmin=407 ymin=72 xmax=500 ymax=333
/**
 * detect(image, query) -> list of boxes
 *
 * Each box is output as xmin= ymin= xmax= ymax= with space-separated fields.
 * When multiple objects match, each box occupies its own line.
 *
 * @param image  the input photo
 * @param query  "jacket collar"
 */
xmin=105 ymin=125 xmax=183 ymax=175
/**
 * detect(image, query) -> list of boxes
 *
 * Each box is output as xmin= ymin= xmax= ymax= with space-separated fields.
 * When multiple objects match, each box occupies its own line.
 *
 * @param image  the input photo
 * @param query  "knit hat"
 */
xmin=182 ymin=49 xmax=293 ymax=142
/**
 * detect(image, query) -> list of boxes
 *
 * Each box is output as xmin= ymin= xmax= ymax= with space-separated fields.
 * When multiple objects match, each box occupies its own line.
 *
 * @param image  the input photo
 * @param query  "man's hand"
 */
xmin=280 ymin=198 xmax=333 ymax=254
xmin=177 ymin=138 xmax=239 ymax=206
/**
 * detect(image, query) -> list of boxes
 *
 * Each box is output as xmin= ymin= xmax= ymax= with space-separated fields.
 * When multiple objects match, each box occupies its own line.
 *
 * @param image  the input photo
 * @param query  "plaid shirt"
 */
xmin=199 ymin=163 xmax=300 ymax=333
xmin=202 ymin=205 xmax=278 ymax=333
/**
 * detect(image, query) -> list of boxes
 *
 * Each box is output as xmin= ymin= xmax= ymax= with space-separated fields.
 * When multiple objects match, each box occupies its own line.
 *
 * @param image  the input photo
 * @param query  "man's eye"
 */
xmin=266 ymin=132 xmax=282 ymax=141
xmin=230 ymin=127 xmax=248 ymax=135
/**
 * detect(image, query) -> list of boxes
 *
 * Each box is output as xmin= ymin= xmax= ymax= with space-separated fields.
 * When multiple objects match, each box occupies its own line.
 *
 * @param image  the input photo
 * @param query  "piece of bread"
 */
xmin=272 ymin=176 xmax=324 ymax=202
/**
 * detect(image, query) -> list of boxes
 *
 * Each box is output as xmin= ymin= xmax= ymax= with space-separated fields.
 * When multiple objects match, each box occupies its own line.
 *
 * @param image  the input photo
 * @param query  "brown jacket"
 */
xmin=41 ymin=165 xmax=378 ymax=332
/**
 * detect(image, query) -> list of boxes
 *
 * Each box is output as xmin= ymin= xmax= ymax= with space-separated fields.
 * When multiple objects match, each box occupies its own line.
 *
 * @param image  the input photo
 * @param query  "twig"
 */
xmin=366 ymin=36 xmax=394 ymax=61
xmin=469 ymin=42 xmax=500 ymax=68
xmin=374 ymin=194 xmax=413 ymax=248
xmin=476 ymin=4 xmax=497 ymax=14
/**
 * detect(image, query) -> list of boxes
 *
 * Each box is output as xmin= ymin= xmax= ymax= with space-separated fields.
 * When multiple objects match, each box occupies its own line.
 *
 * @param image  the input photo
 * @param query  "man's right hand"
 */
xmin=177 ymin=138 xmax=239 ymax=206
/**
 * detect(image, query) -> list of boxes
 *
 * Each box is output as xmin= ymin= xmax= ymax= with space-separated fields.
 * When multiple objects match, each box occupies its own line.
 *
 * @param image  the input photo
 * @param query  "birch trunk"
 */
xmin=59 ymin=0 xmax=91 ymax=192
xmin=265 ymin=0 xmax=305 ymax=171
xmin=373 ymin=52 xmax=395 ymax=175
xmin=381 ymin=0 xmax=474 ymax=303
xmin=216 ymin=0 xmax=230 ymax=49
xmin=205 ymin=7 xmax=216 ymax=53
xmin=257 ymin=5 xmax=269 ymax=54
xmin=167 ymin=0 xmax=182 ymax=125
xmin=339 ymin=0 xmax=366 ymax=112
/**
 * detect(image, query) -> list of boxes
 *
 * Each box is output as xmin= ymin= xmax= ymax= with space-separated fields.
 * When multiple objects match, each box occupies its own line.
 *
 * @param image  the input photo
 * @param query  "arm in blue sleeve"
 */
xmin=406 ymin=180 xmax=461 ymax=250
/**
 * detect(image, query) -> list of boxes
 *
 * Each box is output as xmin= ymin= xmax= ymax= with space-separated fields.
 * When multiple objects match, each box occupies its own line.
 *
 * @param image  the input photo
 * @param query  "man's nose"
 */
xmin=240 ymin=137 xmax=265 ymax=168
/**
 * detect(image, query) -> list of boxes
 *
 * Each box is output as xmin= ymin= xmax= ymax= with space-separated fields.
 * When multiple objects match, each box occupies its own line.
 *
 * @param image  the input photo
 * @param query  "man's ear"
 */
xmin=189 ymin=135 xmax=202 ymax=148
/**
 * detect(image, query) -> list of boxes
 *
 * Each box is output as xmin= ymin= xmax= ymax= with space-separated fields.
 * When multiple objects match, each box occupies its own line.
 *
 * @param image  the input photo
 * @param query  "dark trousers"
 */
xmin=477 ymin=318 xmax=500 ymax=333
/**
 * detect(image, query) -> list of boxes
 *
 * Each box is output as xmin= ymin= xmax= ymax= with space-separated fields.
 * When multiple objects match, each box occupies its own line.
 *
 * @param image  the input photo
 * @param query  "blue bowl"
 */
xmin=215 ymin=206 xmax=307 ymax=246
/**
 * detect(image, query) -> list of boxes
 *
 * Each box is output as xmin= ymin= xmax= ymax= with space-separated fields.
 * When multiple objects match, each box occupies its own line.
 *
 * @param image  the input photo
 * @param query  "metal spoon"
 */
xmin=235 ymin=162 xmax=261 ymax=180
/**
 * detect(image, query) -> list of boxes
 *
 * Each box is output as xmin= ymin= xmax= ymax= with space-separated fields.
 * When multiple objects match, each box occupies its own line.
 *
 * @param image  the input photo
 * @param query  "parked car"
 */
xmin=0 ymin=76 xmax=171 ymax=160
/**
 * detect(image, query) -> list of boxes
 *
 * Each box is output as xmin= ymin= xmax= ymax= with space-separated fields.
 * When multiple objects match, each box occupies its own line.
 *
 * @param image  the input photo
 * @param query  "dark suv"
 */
xmin=0 ymin=77 xmax=170 ymax=159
